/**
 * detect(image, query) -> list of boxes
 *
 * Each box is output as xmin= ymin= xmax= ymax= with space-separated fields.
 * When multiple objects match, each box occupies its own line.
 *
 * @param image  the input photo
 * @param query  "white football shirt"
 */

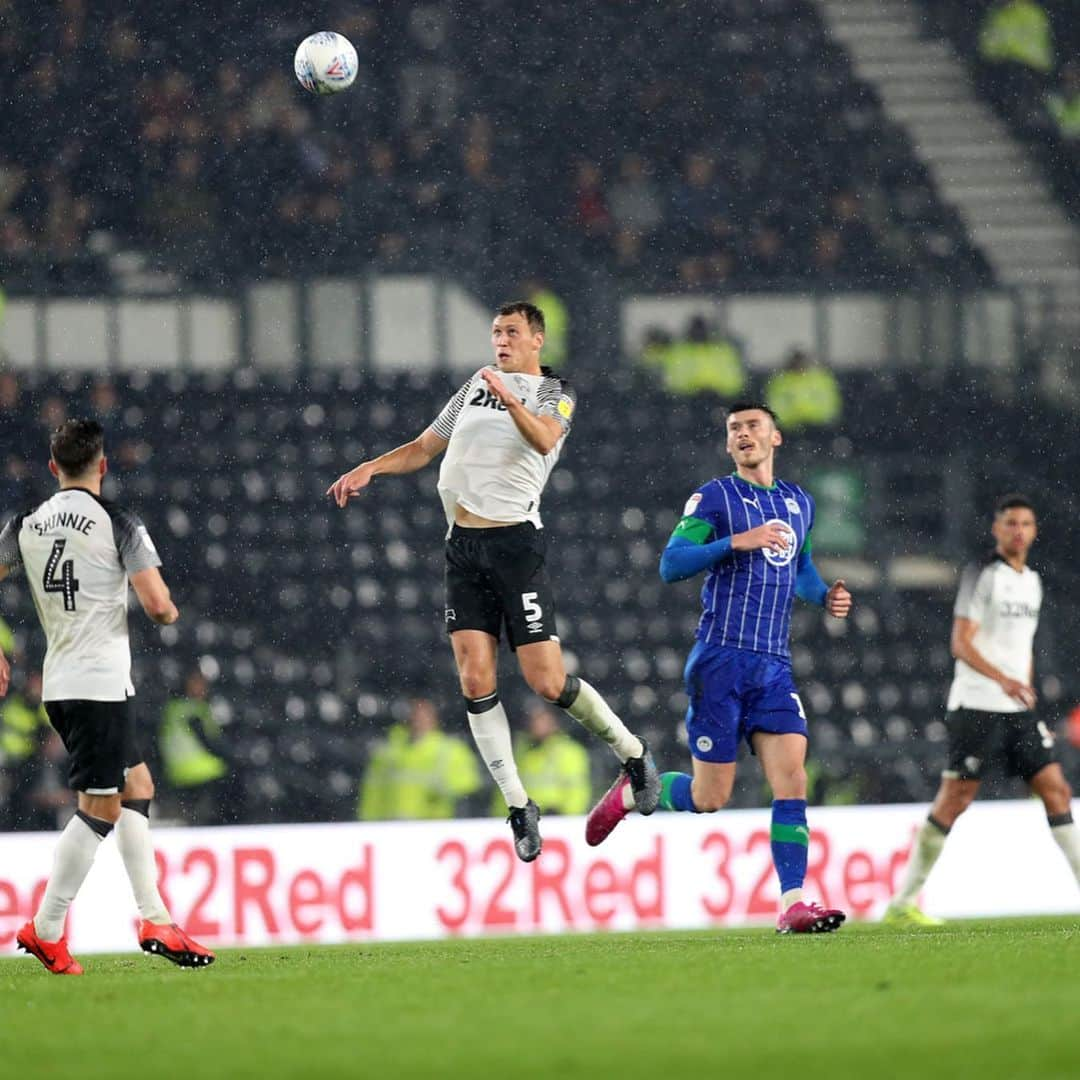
xmin=430 ymin=366 xmax=576 ymax=529
xmin=0 ymin=487 xmax=162 ymax=702
xmin=946 ymin=555 xmax=1042 ymax=713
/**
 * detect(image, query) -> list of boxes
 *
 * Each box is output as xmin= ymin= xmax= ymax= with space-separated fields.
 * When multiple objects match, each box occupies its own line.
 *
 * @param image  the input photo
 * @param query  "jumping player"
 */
xmin=585 ymin=402 xmax=852 ymax=934
xmin=884 ymin=494 xmax=1080 ymax=925
xmin=327 ymin=302 xmax=659 ymax=862
xmin=0 ymin=419 xmax=214 ymax=974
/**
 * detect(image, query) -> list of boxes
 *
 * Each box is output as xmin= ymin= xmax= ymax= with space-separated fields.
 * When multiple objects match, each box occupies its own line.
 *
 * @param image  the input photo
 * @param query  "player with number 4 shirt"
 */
xmin=585 ymin=402 xmax=852 ymax=934
xmin=0 ymin=419 xmax=214 ymax=974
xmin=328 ymin=302 xmax=659 ymax=864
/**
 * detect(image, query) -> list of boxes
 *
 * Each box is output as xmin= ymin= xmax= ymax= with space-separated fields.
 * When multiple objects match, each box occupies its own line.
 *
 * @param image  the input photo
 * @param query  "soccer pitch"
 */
xmin=3 ymin=919 xmax=1077 ymax=1079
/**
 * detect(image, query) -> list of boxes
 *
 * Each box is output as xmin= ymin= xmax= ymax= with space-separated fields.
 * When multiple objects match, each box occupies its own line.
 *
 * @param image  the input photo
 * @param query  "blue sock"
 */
xmin=659 ymin=772 xmax=699 ymax=812
xmin=770 ymin=799 xmax=809 ymax=895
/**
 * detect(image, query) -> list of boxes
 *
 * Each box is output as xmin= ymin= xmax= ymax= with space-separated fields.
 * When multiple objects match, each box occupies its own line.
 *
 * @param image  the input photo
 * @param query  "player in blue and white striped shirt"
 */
xmin=586 ymin=402 xmax=852 ymax=933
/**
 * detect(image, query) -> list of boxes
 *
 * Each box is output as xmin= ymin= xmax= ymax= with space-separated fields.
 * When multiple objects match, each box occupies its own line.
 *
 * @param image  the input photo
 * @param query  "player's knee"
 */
xmin=83 ymin=796 xmax=123 ymax=824
xmin=528 ymin=670 xmax=566 ymax=703
xmin=695 ymin=795 xmax=728 ymax=813
xmin=691 ymin=781 xmax=732 ymax=812
xmin=1038 ymin=777 xmax=1072 ymax=814
xmin=939 ymin=791 xmax=974 ymax=822
xmin=459 ymin=671 xmax=496 ymax=700
xmin=128 ymin=775 xmax=155 ymax=800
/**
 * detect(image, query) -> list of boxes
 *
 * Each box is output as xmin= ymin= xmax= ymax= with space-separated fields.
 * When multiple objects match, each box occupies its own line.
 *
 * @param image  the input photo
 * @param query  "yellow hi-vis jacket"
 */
xmin=359 ymin=725 xmax=481 ymax=820
xmin=159 ymin=698 xmax=228 ymax=788
xmin=491 ymin=733 xmax=591 ymax=817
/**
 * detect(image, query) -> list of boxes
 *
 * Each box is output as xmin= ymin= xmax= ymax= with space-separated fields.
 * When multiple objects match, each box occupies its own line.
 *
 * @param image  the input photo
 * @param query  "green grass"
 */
xmin=3 ymin=919 xmax=1078 ymax=1079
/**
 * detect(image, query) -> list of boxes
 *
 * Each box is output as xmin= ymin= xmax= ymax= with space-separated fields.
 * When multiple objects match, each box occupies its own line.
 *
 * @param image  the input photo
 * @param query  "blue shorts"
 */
xmin=684 ymin=641 xmax=807 ymax=763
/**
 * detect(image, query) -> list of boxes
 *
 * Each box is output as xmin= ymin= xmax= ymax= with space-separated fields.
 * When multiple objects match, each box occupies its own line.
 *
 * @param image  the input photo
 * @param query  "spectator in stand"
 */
xmin=742 ymin=220 xmax=797 ymax=281
xmin=520 ymin=278 xmax=569 ymax=369
xmin=607 ymin=153 xmax=665 ymax=252
xmin=980 ymin=0 xmax=1054 ymax=74
xmin=669 ymin=152 xmax=735 ymax=258
xmin=765 ymin=348 xmax=843 ymax=435
xmin=648 ymin=315 xmax=747 ymax=399
xmin=1047 ymin=63 xmax=1080 ymax=141
xmin=979 ymin=0 xmax=1055 ymax=114
xmin=491 ymin=704 xmax=590 ymax=818
xmin=0 ymin=670 xmax=49 ymax=830
xmin=358 ymin=698 xmax=481 ymax=821
xmin=159 ymin=670 xmax=235 ymax=826
xmin=570 ymin=160 xmax=613 ymax=259
xmin=398 ymin=2 xmax=459 ymax=131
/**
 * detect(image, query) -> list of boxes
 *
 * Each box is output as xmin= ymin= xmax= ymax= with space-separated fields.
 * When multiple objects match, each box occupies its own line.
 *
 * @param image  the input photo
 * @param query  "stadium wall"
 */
xmin=1 ymin=799 xmax=1076 ymax=956
xmin=0 ymin=277 xmax=1022 ymax=373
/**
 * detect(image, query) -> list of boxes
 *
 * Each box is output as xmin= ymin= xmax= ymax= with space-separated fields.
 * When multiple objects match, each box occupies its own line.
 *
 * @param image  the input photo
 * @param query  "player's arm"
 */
xmin=327 ymin=428 xmax=449 ymax=508
xmin=951 ymin=616 xmax=1036 ymax=707
xmin=795 ymin=540 xmax=851 ymax=617
xmin=130 ymin=567 xmax=179 ymax=625
xmin=659 ymin=497 xmax=795 ymax=584
xmin=480 ymin=369 xmax=564 ymax=454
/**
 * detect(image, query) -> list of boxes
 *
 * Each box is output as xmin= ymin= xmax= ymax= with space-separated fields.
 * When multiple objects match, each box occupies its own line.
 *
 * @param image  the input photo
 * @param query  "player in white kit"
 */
xmin=328 ymin=302 xmax=659 ymax=861
xmin=884 ymin=495 xmax=1080 ymax=925
xmin=0 ymin=419 xmax=214 ymax=973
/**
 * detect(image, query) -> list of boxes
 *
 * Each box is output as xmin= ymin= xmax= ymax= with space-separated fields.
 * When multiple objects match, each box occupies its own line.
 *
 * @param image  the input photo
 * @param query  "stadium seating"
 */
xmin=920 ymin=0 xmax=1080 ymax=221
xmin=4 ymin=367 xmax=1074 ymax=824
xmin=0 ymin=0 xmax=990 ymax=293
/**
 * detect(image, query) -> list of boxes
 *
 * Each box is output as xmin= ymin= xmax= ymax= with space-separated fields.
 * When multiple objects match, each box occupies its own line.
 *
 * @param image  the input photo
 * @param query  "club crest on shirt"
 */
xmin=683 ymin=492 xmax=703 ymax=516
xmin=762 ymin=518 xmax=798 ymax=568
xmin=784 ymin=497 xmax=801 ymax=515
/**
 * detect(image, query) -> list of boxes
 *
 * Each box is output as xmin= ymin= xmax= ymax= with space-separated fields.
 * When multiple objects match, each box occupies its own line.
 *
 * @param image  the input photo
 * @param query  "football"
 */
xmin=294 ymin=31 xmax=358 ymax=95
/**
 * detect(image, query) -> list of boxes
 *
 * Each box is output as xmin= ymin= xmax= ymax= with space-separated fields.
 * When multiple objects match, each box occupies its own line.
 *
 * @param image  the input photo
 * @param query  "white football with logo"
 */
xmin=294 ymin=31 xmax=358 ymax=95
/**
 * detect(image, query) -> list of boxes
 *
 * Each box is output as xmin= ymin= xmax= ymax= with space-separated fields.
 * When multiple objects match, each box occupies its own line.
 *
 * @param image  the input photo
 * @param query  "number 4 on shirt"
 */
xmin=42 ymin=538 xmax=80 ymax=612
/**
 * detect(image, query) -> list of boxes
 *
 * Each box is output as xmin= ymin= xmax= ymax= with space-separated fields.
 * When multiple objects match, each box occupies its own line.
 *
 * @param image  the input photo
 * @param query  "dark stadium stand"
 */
xmin=3 ymin=367 xmax=1076 ymax=824
xmin=0 ymin=0 xmax=991 ymax=293
xmin=920 ymin=0 xmax=1080 ymax=221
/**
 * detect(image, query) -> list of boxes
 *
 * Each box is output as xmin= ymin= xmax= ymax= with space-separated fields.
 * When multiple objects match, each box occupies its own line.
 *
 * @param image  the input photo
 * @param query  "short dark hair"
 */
xmin=726 ymin=401 xmax=780 ymax=428
xmin=994 ymin=493 xmax=1035 ymax=517
xmin=50 ymin=418 xmax=104 ymax=476
xmin=496 ymin=301 xmax=545 ymax=334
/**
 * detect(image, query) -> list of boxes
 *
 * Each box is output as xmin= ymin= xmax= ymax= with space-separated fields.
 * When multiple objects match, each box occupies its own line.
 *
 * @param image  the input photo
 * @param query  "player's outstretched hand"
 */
xmin=480 ymin=367 xmax=515 ymax=407
xmin=1000 ymin=677 xmax=1037 ymax=710
xmin=825 ymin=579 xmax=852 ymax=618
xmin=326 ymin=464 xmax=374 ymax=508
xmin=0 ymin=651 xmax=10 ymax=697
xmin=732 ymin=523 xmax=792 ymax=554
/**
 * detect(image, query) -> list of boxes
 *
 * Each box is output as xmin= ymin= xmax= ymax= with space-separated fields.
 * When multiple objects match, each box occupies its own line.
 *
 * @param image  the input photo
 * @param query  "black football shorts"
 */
xmin=943 ymin=707 xmax=1058 ymax=782
xmin=46 ymin=698 xmax=143 ymax=794
xmin=444 ymin=523 xmax=558 ymax=650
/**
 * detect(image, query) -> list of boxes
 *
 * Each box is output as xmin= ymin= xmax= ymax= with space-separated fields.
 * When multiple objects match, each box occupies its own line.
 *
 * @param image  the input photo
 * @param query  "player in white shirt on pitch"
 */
xmin=884 ymin=494 xmax=1080 ymax=925
xmin=328 ymin=302 xmax=659 ymax=862
xmin=0 ymin=419 xmax=214 ymax=974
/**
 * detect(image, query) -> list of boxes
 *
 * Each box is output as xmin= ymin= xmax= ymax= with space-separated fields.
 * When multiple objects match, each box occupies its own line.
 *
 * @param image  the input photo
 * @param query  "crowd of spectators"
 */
xmin=0 ymin=0 xmax=990 ymax=295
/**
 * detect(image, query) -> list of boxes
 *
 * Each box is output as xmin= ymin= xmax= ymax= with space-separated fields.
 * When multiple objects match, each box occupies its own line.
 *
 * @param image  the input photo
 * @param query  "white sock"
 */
xmin=891 ymin=816 xmax=949 ymax=907
xmin=781 ymin=888 xmax=804 ymax=912
xmin=467 ymin=696 xmax=529 ymax=810
xmin=1049 ymin=817 xmax=1080 ymax=886
xmin=34 ymin=812 xmax=109 ymax=941
xmin=116 ymin=805 xmax=172 ymax=924
xmin=561 ymin=679 xmax=642 ymax=762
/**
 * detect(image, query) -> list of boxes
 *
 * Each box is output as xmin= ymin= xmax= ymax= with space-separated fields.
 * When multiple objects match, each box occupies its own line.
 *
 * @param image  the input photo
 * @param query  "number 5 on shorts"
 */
xmin=522 ymin=592 xmax=543 ymax=622
xmin=790 ymin=692 xmax=806 ymax=720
